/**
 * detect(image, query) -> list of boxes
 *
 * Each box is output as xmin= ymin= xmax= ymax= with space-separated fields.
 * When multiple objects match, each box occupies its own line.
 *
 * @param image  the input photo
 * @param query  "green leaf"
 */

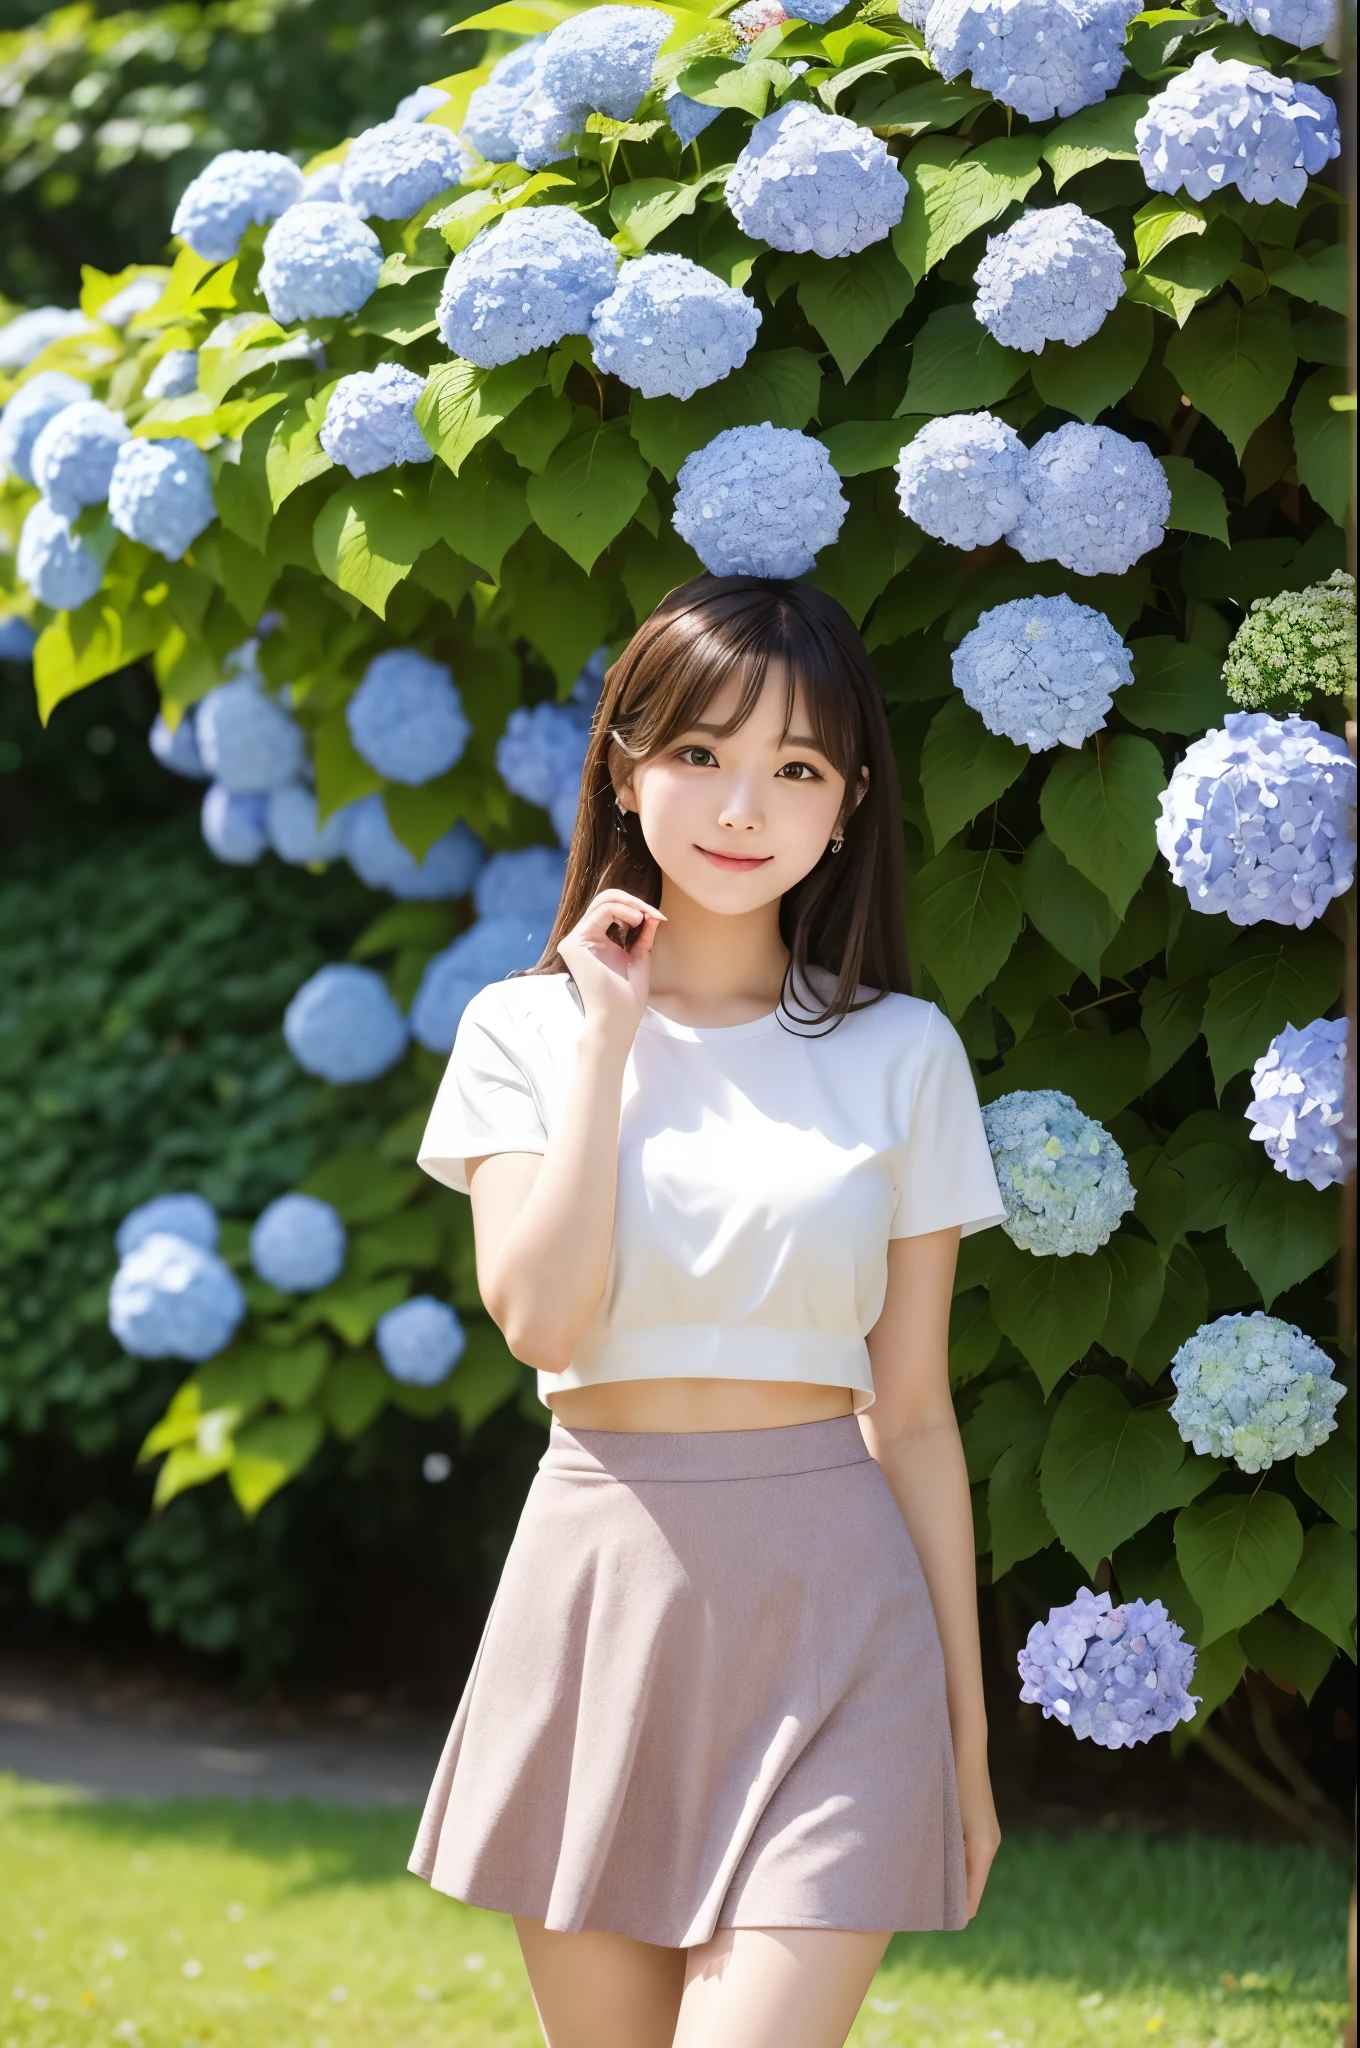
xmin=1262 ymin=243 xmax=1347 ymax=315
xmin=1240 ymin=1607 xmax=1337 ymax=1702
xmin=266 ymin=1337 xmax=331 ymax=1412
xmin=416 ymin=353 xmax=545 ymax=475
xmin=1161 ymin=1455 xmax=1226 ymax=1510
xmin=1021 ymin=833 xmax=1120 ymax=984
xmin=228 ymin=1410 xmax=324 ymax=1517
xmin=1225 ymin=1173 xmax=1341 ymax=1309
xmin=351 ymin=270 xmax=445 ymax=343
xmin=1160 ymin=454 xmax=1230 ymax=545
xmin=961 ymin=1374 xmax=1049 ymax=1482
xmin=496 ymin=385 xmax=574 ymax=474
xmin=1039 ymin=737 xmax=1165 ymax=919
xmin=906 ymin=845 xmax=1024 ymax=1015
xmin=1132 ymin=192 xmax=1206 ymax=269
xmin=1100 ymin=1233 xmax=1167 ymax=1366
xmin=322 ymin=1354 xmax=389 ymax=1440
xmin=1125 ymin=220 xmax=1240 ymax=327
xmin=892 ymin=133 xmax=1043 ymax=282
xmin=1176 ymin=1491 xmax=1304 ymax=1644
xmin=819 ymin=417 xmax=916 ymax=476
xmin=897 ymin=301 xmax=1025 ymax=416
xmin=630 ymin=347 xmax=821 ymax=479
xmin=265 ymin=403 xmax=334 ymax=511
xmin=1164 ymin=293 xmax=1297 ymax=459
xmin=1131 ymin=1241 xmax=1208 ymax=1386
xmin=1040 ymin=1377 xmax=1185 ymax=1573
xmin=617 ymin=520 xmax=706 ymax=626
xmin=869 ymin=77 xmax=991 ymax=135
xmin=919 ymin=693 xmax=1028 ymax=852
xmin=1178 ymin=1630 xmax=1245 ymax=1738
xmin=797 ymin=241 xmax=913 ymax=383
xmin=990 ymin=1441 xmax=1058 ymax=1577
xmin=499 ymin=528 xmax=616 ymax=690
xmin=1120 ymin=636 xmax=1230 ymax=735
xmin=312 ymin=478 xmax=437 ymax=617
xmin=674 ymin=53 xmax=789 ymax=117
xmin=1140 ymin=973 xmax=1208 ymax=1083
xmin=1283 ymin=1523 xmax=1356 ymax=1653
xmin=1295 ymin=1407 xmax=1357 ymax=1532
xmin=1201 ymin=927 xmax=1344 ymax=1093
xmin=34 ymin=589 xmax=165 ymax=724
xmin=1292 ymin=366 xmax=1351 ymax=525
xmin=984 ymin=1016 xmax=1151 ymax=1123
xmin=300 ymin=1149 xmax=420 ymax=1224
xmin=607 ymin=165 xmax=731 ymax=254
xmin=1042 ymin=92 xmax=1151 ymax=192
xmin=427 ymin=441 xmax=530 ymax=580
xmin=1031 ymin=300 xmax=1155 ymax=423
xmin=305 ymin=1274 xmax=410 ymax=1347
xmin=990 ymin=930 xmax=1077 ymax=1041
xmin=948 ymin=1288 xmax=1002 ymax=1388
xmin=806 ymin=472 xmax=907 ymax=627
xmin=987 ymin=1234 xmax=1112 ymax=1395
xmin=445 ymin=1319 xmax=523 ymax=1434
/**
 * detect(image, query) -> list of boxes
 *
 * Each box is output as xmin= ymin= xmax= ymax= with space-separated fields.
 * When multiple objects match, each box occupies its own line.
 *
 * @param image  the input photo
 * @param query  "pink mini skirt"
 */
xmin=409 ymin=1414 xmax=966 ymax=1945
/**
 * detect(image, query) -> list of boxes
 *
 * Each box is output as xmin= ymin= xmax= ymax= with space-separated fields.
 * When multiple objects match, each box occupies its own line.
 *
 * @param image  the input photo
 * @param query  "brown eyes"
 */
xmin=674 ymin=748 xmax=822 ymax=781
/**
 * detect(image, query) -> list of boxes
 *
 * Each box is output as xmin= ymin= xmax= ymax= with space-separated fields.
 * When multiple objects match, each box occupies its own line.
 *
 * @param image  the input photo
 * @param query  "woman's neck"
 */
xmin=645 ymin=878 xmax=789 ymax=1026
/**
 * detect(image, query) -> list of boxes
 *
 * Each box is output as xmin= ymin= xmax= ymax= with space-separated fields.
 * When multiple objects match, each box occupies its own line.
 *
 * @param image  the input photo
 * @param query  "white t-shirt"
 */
xmin=418 ymin=970 xmax=1006 ymax=1413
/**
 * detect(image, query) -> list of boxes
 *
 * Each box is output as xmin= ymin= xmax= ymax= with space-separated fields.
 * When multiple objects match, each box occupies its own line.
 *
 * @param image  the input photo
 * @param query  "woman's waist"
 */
xmin=547 ymin=1374 xmax=859 ymax=1435
xmin=538 ymin=1407 xmax=874 ymax=1481
xmin=564 ymin=1323 xmax=872 ymax=1386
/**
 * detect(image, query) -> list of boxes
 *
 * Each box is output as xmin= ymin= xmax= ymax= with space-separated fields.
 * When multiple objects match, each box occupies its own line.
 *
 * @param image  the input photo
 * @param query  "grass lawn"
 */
xmin=0 ymin=1776 xmax=1349 ymax=2048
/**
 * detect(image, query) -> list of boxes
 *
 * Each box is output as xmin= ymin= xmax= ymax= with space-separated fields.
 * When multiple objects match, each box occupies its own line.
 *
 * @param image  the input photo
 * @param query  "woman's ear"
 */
xmin=852 ymin=766 xmax=870 ymax=812
xmin=607 ymin=738 xmax=639 ymax=815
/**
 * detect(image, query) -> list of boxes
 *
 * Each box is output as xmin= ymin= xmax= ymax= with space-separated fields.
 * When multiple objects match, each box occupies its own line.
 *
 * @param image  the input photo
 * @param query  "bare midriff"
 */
xmin=546 ymin=1376 xmax=857 ymax=1433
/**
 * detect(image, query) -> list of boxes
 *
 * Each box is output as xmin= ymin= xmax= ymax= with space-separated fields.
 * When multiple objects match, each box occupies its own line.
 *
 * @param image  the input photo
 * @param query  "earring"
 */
xmin=829 ymin=831 xmax=844 ymax=855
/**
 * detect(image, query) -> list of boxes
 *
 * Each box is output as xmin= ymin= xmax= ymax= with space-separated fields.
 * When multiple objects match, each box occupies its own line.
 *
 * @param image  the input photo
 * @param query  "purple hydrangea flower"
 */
xmin=108 ymin=1232 xmax=246 ymax=1362
xmin=258 ymin=202 xmax=384 ymax=324
xmin=1007 ymin=423 xmax=1169 ymax=577
xmin=376 ymin=1295 xmax=466 ymax=1385
xmin=1136 ymin=54 xmax=1339 ymax=207
xmin=894 ymin=411 xmax=1029 ymax=551
xmin=437 ymin=205 xmax=618 ymax=369
xmin=339 ymin=119 xmax=472 ymax=220
xmin=0 ymin=370 xmax=87 ymax=485
xmin=673 ymin=423 xmax=849 ymax=578
xmin=250 ymin=1192 xmax=348 ymax=1292
xmin=1246 ymin=1016 xmax=1354 ymax=1190
xmin=589 ymin=254 xmax=760 ymax=400
xmin=318 ymin=365 xmax=431 ymax=477
xmin=171 ymin=150 xmax=305 ymax=262
xmin=953 ymin=594 xmax=1133 ymax=751
xmin=116 ymin=1192 xmax=219 ymax=1259
xmin=17 ymin=499 xmax=103 ymax=611
xmin=283 ymin=962 xmax=409 ymax=1084
xmin=726 ymin=103 xmax=907 ymax=259
xmin=345 ymin=648 xmax=470 ymax=787
xmin=1018 ymin=1587 xmax=1199 ymax=1747
xmin=1170 ymin=1311 xmax=1345 ymax=1471
xmin=928 ymin=0 xmax=1141 ymax=121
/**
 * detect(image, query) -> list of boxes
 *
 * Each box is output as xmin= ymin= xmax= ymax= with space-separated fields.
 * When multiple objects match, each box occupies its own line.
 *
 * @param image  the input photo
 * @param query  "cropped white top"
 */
xmin=418 ymin=971 xmax=1006 ymax=1413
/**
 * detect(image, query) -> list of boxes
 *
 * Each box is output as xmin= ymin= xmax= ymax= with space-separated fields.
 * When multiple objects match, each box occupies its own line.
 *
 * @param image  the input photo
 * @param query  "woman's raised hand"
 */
xmin=558 ymin=890 xmax=665 ymax=1030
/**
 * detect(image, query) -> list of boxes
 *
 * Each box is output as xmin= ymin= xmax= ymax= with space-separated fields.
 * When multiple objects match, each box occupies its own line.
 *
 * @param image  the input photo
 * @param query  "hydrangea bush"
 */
xmin=1170 ymin=1312 xmax=1345 ymax=1472
xmin=3 ymin=0 xmax=1351 ymax=1716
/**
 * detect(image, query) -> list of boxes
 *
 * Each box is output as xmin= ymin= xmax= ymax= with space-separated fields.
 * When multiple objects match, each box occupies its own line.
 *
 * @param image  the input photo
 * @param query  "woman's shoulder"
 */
xmin=459 ymin=970 xmax=581 ymax=1048
xmin=786 ymin=967 xmax=942 ymax=1054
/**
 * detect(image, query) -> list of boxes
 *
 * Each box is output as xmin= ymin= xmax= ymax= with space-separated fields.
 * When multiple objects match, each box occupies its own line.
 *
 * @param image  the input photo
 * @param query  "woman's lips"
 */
xmin=697 ymin=847 xmax=774 ymax=872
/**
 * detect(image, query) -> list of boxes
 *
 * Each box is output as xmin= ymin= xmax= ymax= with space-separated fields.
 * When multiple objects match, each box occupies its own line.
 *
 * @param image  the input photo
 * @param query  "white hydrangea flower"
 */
xmin=171 ymin=150 xmax=305 ymax=262
xmin=1246 ymin=1017 xmax=1354 ymax=1190
xmin=1007 ymin=422 xmax=1170 ymax=577
xmin=673 ymin=422 xmax=849 ymax=578
xmin=1223 ymin=571 xmax=1356 ymax=712
xmin=338 ymin=119 xmax=472 ymax=219
xmin=589 ymin=255 xmax=761 ymax=399
xmin=953 ymin=594 xmax=1132 ymax=751
xmin=894 ymin=411 xmax=1029 ymax=550
xmin=318 ymin=365 xmax=431 ymax=478
xmin=982 ymin=1089 xmax=1134 ymax=1256
xmin=538 ymin=5 xmax=672 ymax=121
xmin=927 ymin=0 xmax=1141 ymax=120
xmin=1215 ymin=0 xmax=1334 ymax=46
xmin=1136 ymin=54 xmax=1339 ymax=207
xmin=97 ymin=276 xmax=167 ymax=330
xmin=973 ymin=204 xmax=1126 ymax=353
xmin=1170 ymin=1311 xmax=1345 ymax=1472
xmin=725 ymin=103 xmax=907 ymax=260
xmin=437 ymin=206 xmax=619 ymax=368
xmin=258 ymin=202 xmax=384 ymax=324
xmin=732 ymin=0 xmax=788 ymax=37
xmin=1157 ymin=712 xmax=1356 ymax=929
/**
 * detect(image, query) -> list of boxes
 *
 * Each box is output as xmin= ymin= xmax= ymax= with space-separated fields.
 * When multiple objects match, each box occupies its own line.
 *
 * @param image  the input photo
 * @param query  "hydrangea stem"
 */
xmin=1194 ymin=1717 xmax=1352 ymax=1854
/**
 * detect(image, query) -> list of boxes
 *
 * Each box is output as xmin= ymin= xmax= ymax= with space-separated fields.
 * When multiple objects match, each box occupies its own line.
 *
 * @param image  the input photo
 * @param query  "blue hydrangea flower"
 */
xmin=726 ymin=104 xmax=907 ymax=259
xmin=250 ymin=1193 xmax=348 ymax=1292
xmin=1136 ymin=54 xmax=1339 ymax=207
xmin=339 ymin=119 xmax=472 ymax=220
xmin=982 ymin=1089 xmax=1134 ymax=1255
xmin=0 ymin=305 xmax=88 ymax=370
xmin=462 ymin=38 xmax=548 ymax=162
xmin=474 ymin=843 xmax=567 ymax=923
xmin=673 ymin=423 xmax=849 ymax=578
xmin=538 ymin=5 xmax=672 ymax=122
xmin=117 ymin=1192 xmax=219 ymax=1259
xmin=345 ymin=648 xmax=470 ymax=787
xmin=143 ymin=350 xmax=200 ymax=401
xmin=302 ymin=160 xmax=348 ymax=203
xmin=1018 ymin=1588 xmax=1199 ymax=1748
xmin=1247 ymin=1017 xmax=1354 ymax=1191
xmin=259 ymin=202 xmax=384 ymax=324
xmin=345 ymin=796 xmax=486 ymax=899
xmin=98 ymin=276 xmax=166 ymax=329
xmin=283 ymin=962 xmax=409 ymax=1083
xmin=30 ymin=400 xmax=129 ymax=519
xmin=782 ymin=0 xmax=844 ymax=19
xmin=318 ymin=365 xmax=431 ymax=478
xmin=410 ymin=915 xmax=551 ymax=1051
xmin=17 ymin=500 xmax=103 ymax=611
xmin=0 ymin=616 xmax=37 ymax=662
xmin=171 ymin=150 xmax=305 ymax=263
xmin=1007 ymin=422 xmax=1169 ymax=577
xmin=973 ymin=204 xmax=1125 ymax=353
xmin=376 ymin=1295 xmax=466 ymax=1385
xmin=512 ymin=80 xmax=578 ymax=171
xmin=1170 ymin=1311 xmax=1345 ymax=1472
xmin=1156 ymin=712 xmax=1356 ymax=929
xmin=496 ymin=697 xmax=592 ymax=811
xmin=196 ymin=676 xmax=306 ymax=793
xmin=107 ymin=436 xmax=216 ymax=560
xmin=589 ymin=255 xmax=761 ymax=400
xmin=201 ymin=785 xmax=270 ymax=864
xmin=0 ymin=371 xmax=87 ymax=484
xmin=437 ymin=206 xmax=619 ymax=369
xmin=665 ymin=83 xmax=722 ymax=148
xmin=953 ymin=594 xmax=1132 ymax=752
xmin=150 ymin=707 xmax=208 ymax=780
xmin=108 ymin=1232 xmax=246 ymax=1362
xmin=266 ymin=785 xmax=355 ymax=864
xmin=928 ymin=0 xmax=1141 ymax=121
xmin=1215 ymin=0 xmax=1334 ymax=45
xmin=896 ymin=0 xmax=929 ymax=23
xmin=394 ymin=83 xmax=452 ymax=122
xmin=894 ymin=410 xmax=1029 ymax=550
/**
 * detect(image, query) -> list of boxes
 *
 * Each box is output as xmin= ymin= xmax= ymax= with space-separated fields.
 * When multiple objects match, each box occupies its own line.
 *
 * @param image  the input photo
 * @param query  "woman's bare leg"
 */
xmin=673 ymin=1927 xmax=892 ymax=2048
xmin=513 ymin=1917 xmax=686 ymax=2048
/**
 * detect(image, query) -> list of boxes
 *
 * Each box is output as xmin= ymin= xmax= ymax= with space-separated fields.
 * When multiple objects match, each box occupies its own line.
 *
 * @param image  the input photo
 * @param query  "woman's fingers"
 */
xmin=569 ymin=892 xmax=665 ymax=943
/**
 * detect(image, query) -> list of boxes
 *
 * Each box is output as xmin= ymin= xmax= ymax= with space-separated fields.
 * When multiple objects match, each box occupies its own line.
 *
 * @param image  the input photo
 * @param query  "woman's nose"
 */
xmin=715 ymin=775 xmax=762 ymax=831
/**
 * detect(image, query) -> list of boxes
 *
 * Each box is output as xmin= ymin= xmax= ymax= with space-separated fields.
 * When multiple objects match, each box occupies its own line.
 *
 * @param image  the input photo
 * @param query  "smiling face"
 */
xmin=614 ymin=660 xmax=865 ymax=917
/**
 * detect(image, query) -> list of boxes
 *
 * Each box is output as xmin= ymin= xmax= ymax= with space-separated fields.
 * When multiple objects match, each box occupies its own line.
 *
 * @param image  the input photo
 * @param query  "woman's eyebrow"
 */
xmin=684 ymin=721 xmax=825 ymax=750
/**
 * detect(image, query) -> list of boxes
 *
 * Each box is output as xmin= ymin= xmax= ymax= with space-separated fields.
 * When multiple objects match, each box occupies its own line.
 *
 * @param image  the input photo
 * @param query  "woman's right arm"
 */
xmin=466 ymin=889 xmax=662 ymax=1376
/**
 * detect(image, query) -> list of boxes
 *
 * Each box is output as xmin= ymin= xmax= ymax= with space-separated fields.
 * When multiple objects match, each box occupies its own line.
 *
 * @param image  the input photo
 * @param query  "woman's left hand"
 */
xmin=956 ymin=1748 xmax=1001 ymax=1921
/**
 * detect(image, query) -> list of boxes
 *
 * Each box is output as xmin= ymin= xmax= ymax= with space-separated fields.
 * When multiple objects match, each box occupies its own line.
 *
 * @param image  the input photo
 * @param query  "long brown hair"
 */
xmin=532 ymin=575 xmax=911 ymax=1029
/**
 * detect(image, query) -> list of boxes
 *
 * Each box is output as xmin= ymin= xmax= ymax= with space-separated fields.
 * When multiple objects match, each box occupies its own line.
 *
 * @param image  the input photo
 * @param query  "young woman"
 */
xmin=411 ymin=575 xmax=1006 ymax=2048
